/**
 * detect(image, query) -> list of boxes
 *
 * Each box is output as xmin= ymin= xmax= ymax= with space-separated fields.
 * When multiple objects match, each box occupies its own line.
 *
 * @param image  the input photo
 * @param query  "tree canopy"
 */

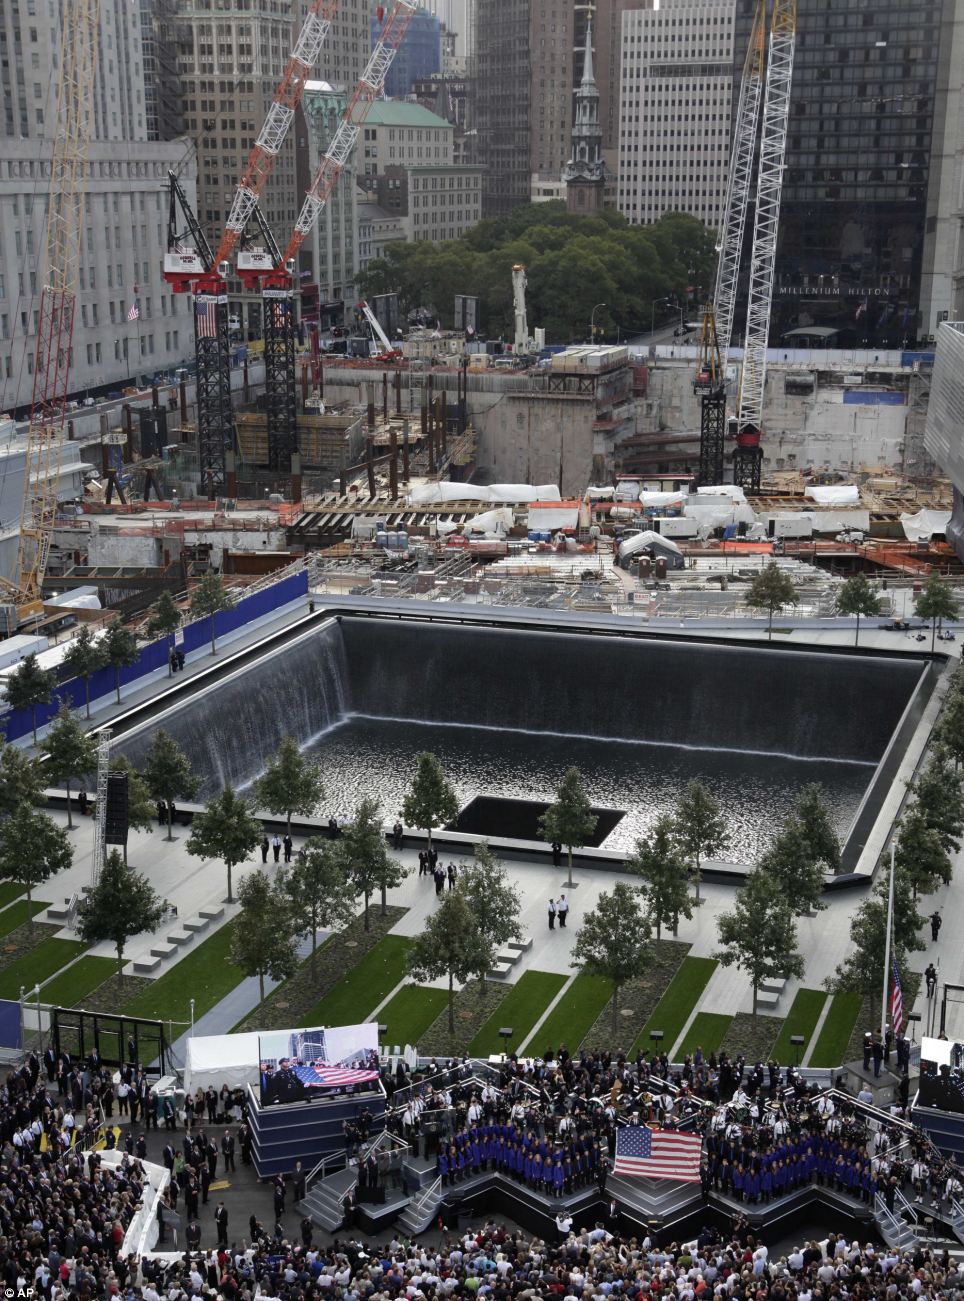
xmin=836 ymin=574 xmax=882 ymax=646
xmin=78 ymin=849 xmax=166 ymax=981
xmin=341 ymin=796 xmax=406 ymax=929
xmin=408 ymin=891 xmax=491 ymax=1032
xmin=186 ymin=785 xmax=262 ymax=902
xmin=0 ymin=738 xmax=44 ymax=818
xmin=402 ymin=752 xmax=459 ymax=852
xmin=255 ymin=734 xmax=324 ymax=834
xmin=357 ymin=203 xmax=716 ymax=345
xmin=190 ymin=572 xmax=235 ymax=655
xmin=570 ymin=882 xmax=651 ymax=1037
xmin=625 ymin=815 xmax=693 ymax=940
xmin=745 ymin=562 xmax=799 ymax=639
xmin=40 ymin=704 xmax=98 ymax=830
xmin=62 ymin=627 xmax=108 ymax=719
xmin=914 ymin=573 xmax=959 ymax=653
xmin=3 ymin=654 xmax=57 ymax=746
xmin=673 ymin=779 xmax=729 ymax=903
xmin=0 ymin=803 xmax=73 ymax=933
xmin=793 ymin=784 xmax=842 ymax=874
xmin=757 ymin=815 xmax=826 ymax=916
xmin=231 ymin=869 xmax=300 ymax=1004
xmin=279 ymin=837 xmax=356 ymax=961
xmin=715 ymin=869 xmax=804 ymax=1016
xmin=539 ymin=766 xmax=598 ymax=889
xmin=457 ymin=843 xmax=522 ymax=976
xmin=102 ymin=618 xmax=140 ymax=704
xmin=143 ymin=730 xmax=200 ymax=840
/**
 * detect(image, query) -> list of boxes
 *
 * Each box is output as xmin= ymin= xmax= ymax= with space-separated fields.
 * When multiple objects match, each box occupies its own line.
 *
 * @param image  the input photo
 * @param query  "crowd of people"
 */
xmin=37 ymin=1215 xmax=964 ymax=1299
xmin=1 ymin=1043 xmax=964 ymax=1299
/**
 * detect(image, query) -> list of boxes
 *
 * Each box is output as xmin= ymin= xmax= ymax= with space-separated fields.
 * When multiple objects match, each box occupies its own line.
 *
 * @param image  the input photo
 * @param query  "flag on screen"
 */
xmin=196 ymin=298 xmax=217 ymax=339
xmin=291 ymin=1064 xmax=380 ymax=1088
xmin=127 ymin=287 xmax=140 ymax=322
xmin=613 ymin=1126 xmax=702 ymax=1182
xmin=891 ymin=958 xmax=904 ymax=1036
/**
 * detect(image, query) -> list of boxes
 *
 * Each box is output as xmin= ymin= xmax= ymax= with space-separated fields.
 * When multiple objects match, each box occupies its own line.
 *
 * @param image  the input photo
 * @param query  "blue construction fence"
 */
xmin=1 ymin=569 xmax=308 ymax=744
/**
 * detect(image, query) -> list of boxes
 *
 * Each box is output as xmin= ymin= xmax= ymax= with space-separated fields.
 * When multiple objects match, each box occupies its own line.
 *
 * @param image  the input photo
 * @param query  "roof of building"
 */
xmin=363 ymin=100 xmax=452 ymax=129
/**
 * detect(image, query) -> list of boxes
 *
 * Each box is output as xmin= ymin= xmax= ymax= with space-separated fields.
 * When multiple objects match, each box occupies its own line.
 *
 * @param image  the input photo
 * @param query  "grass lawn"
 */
xmin=533 ymin=973 xmax=612 ymax=1053
xmin=0 ymin=900 xmax=51 ymax=939
xmin=809 ymin=992 xmax=863 ymax=1067
xmin=676 ymin=1012 xmax=732 ymax=1060
xmin=630 ymin=956 xmax=717 ymax=1057
xmin=299 ymin=935 xmax=413 ymax=1029
xmin=379 ymin=985 xmax=449 ymax=1049
xmin=771 ymin=988 xmax=828 ymax=1065
xmin=0 ymin=883 xmax=24 ymax=910
xmin=122 ymin=920 xmax=243 ymax=1025
xmin=0 ymin=939 xmax=86 ymax=1000
xmin=470 ymin=971 xmax=568 ymax=1057
xmin=41 ymin=956 xmax=117 ymax=1008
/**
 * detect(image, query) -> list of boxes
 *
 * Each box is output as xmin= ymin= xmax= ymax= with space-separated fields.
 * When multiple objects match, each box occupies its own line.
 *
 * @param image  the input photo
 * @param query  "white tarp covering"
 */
xmin=806 ymin=510 xmax=871 ymax=534
xmin=407 ymin=481 xmax=561 ymax=505
xmin=901 ymin=508 xmax=952 ymax=542
xmin=463 ymin=507 xmax=513 ymax=535
xmin=804 ymin=484 xmax=860 ymax=505
xmin=617 ymin=530 xmax=684 ymax=561
xmin=639 ymin=490 xmax=686 ymax=508
xmin=697 ymin=484 xmax=747 ymax=503
xmin=684 ymin=501 xmax=758 ymax=528
xmin=183 ymin=1031 xmax=261 ymax=1097
xmin=528 ymin=506 xmax=579 ymax=532
xmin=407 ymin=482 xmax=493 ymax=504
xmin=487 ymin=483 xmax=561 ymax=503
xmin=586 ymin=485 xmax=615 ymax=498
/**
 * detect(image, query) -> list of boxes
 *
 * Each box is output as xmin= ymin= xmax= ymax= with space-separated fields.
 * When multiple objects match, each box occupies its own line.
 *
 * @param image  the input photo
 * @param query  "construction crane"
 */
xmin=694 ymin=307 xmax=727 ymax=487
xmin=162 ymin=0 xmax=341 ymax=496
xmin=0 ymin=0 xmax=101 ymax=633
xmin=358 ymin=301 xmax=403 ymax=361
xmin=733 ymin=0 xmax=797 ymax=493
xmin=238 ymin=0 xmax=417 ymax=474
xmin=712 ymin=0 xmax=765 ymax=362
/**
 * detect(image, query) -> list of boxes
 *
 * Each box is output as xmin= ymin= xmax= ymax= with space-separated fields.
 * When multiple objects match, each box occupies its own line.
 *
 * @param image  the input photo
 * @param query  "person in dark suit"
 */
xmin=221 ymin=1129 xmax=235 ymax=1172
xmin=264 ymin=1061 xmax=306 ymax=1105
xmin=214 ymin=1202 xmax=228 ymax=1248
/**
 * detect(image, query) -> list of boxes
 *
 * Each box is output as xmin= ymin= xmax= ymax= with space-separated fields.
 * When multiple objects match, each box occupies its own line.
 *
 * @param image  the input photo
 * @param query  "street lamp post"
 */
xmin=650 ymin=297 xmax=672 ymax=337
xmin=590 ymin=302 xmax=607 ymax=344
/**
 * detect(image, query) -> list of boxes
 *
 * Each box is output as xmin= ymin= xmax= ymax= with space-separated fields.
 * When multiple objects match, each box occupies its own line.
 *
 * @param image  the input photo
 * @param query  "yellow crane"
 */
xmin=0 ymin=0 xmax=101 ymax=633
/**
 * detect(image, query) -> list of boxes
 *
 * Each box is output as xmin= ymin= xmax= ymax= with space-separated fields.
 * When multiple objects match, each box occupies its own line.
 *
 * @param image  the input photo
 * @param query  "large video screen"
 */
xmin=258 ymin=1023 xmax=381 ymax=1106
xmin=918 ymin=1037 xmax=964 ymax=1115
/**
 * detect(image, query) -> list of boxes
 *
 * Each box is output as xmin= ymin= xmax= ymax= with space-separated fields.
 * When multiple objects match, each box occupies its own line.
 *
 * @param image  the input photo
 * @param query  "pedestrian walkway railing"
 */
xmin=951 ymin=1197 xmax=964 ymax=1244
xmin=874 ymin=1191 xmax=918 ymax=1251
xmin=409 ymin=1175 xmax=442 ymax=1223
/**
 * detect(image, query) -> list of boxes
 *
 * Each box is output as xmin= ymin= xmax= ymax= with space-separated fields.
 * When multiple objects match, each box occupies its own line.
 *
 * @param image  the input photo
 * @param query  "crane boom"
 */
xmin=213 ymin=0 xmax=341 ymax=269
xmin=0 ymin=0 xmax=101 ymax=628
xmin=735 ymin=0 xmax=797 ymax=490
xmin=282 ymin=0 xmax=417 ymax=263
xmin=713 ymin=0 xmax=765 ymax=362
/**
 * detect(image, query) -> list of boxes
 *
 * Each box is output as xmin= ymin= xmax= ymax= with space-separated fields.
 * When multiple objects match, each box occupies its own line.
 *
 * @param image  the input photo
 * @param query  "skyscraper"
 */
xmin=617 ymin=0 xmax=735 ymax=229
xmin=733 ymin=0 xmax=945 ymax=347
xmin=0 ymin=0 xmax=196 ymax=409
xmin=471 ymin=0 xmax=530 ymax=216
xmin=373 ymin=5 xmax=441 ymax=100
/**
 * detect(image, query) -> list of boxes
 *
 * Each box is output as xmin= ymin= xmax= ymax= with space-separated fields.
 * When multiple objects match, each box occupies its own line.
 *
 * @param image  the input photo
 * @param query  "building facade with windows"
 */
xmin=372 ymin=4 xmax=440 ymax=100
xmin=0 ymin=0 xmax=196 ymax=411
xmin=617 ymin=0 xmax=735 ymax=230
xmin=300 ymin=81 xmax=359 ymax=330
xmin=733 ymin=0 xmax=946 ymax=347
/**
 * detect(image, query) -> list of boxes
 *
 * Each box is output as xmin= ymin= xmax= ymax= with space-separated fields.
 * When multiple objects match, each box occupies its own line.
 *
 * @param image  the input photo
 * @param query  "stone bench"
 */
xmin=756 ymin=990 xmax=780 ymax=1010
xmin=496 ymin=949 xmax=521 ymax=965
xmin=198 ymin=906 xmax=225 ymax=922
xmin=150 ymin=941 xmax=178 ymax=960
xmin=183 ymin=917 xmax=209 ymax=934
xmin=46 ymin=906 xmax=70 ymax=923
xmin=167 ymin=931 xmax=192 ymax=947
xmin=760 ymin=976 xmax=787 ymax=994
xmin=507 ymin=936 xmax=533 ymax=952
xmin=131 ymin=955 xmax=162 ymax=975
xmin=487 ymin=962 xmax=514 ymax=980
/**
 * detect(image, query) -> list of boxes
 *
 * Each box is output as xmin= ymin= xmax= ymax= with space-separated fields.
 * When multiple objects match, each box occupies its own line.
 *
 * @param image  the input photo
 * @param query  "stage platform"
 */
xmin=246 ymin=1084 xmax=386 ymax=1178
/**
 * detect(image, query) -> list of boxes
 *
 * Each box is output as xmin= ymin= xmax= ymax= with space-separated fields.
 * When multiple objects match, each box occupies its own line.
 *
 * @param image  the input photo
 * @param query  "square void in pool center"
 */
xmin=449 ymin=796 xmax=624 ymax=846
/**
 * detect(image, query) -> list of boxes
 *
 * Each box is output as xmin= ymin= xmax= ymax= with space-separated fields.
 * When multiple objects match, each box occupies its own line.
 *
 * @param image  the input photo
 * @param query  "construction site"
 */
xmin=0 ymin=0 xmax=961 ymax=642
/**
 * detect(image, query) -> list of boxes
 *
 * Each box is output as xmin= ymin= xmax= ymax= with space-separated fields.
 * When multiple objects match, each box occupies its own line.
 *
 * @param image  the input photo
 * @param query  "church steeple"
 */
xmin=563 ymin=15 xmax=607 ymax=212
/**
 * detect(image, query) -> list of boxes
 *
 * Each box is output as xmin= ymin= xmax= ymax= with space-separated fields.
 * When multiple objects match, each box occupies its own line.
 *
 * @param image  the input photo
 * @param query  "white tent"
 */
xmin=901 ymin=508 xmax=951 ymax=542
xmin=183 ymin=1031 xmax=261 ymax=1097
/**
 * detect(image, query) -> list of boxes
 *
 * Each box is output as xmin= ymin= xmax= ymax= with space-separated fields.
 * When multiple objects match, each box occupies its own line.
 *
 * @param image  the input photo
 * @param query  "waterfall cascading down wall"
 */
xmin=115 ymin=615 xmax=926 ymax=805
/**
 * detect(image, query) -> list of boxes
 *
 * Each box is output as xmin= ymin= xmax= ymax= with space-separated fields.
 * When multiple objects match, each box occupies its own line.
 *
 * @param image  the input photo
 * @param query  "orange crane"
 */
xmin=237 ymin=0 xmax=417 ymax=473
xmin=162 ymin=0 xmax=341 ymax=495
xmin=0 ymin=0 xmax=101 ymax=632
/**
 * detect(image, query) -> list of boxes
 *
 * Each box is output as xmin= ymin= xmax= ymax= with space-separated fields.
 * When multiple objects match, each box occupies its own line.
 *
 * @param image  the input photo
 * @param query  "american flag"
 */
xmin=127 ymin=289 xmax=140 ymax=322
xmin=613 ymin=1126 xmax=702 ymax=1183
xmin=291 ymin=1064 xmax=380 ymax=1089
xmin=196 ymin=298 xmax=218 ymax=339
xmin=891 ymin=958 xmax=904 ymax=1036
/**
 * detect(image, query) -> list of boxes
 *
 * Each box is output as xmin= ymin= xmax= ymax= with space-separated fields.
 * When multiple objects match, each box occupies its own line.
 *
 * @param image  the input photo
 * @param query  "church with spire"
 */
xmin=562 ymin=18 xmax=610 ymax=214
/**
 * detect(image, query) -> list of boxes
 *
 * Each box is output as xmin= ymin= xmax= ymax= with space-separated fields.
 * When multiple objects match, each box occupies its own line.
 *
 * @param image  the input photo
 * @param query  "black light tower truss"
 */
xmin=263 ymin=289 xmax=297 ymax=471
xmin=698 ymin=389 xmax=727 ymax=486
xmin=732 ymin=445 xmax=763 ymax=493
xmin=194 ymin=293 xmax=234 ymax=495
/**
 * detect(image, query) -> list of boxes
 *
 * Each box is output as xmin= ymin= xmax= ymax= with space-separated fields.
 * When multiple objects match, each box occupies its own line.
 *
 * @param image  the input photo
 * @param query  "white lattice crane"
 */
xmin=713 ymin=0 xmax=766 ymax=362
xmin=0 ymin=0 xmax=101 ymax=632
xmin=733 ymin=0 xmax=797 ymax=492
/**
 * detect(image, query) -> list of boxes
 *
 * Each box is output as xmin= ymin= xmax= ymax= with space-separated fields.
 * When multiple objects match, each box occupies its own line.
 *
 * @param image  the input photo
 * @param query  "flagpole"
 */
xmin=881 ymin=841 xmax=895 ymax=1040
